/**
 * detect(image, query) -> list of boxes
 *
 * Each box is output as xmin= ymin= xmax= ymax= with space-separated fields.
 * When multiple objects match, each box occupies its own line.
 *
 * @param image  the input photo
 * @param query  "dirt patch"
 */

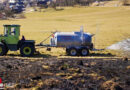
xmin=0 ymin=57 xmax=130 ymax=89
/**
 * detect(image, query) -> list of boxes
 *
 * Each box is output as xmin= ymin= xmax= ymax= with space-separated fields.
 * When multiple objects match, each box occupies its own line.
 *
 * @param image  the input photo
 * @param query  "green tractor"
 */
xmin=0 ymin=25 xmax=35 ymax=57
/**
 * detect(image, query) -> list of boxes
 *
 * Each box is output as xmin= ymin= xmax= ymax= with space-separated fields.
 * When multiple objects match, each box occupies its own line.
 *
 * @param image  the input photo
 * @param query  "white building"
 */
xmin=0 ymin=0 xmax=6 ymax=3
xmin=9 ymin=0 xmax=16 ymax=3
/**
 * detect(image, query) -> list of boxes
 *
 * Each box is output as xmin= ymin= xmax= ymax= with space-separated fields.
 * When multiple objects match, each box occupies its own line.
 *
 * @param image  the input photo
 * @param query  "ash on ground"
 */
xmin=107 ymin=39 xmax=130 ymax=51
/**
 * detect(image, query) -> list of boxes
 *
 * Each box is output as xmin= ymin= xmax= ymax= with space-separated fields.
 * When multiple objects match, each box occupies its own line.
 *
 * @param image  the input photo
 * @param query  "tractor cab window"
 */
xmin=4 ymin=27 xmax=8 ymax=36
xmin=10 ymin=27 xmax=16 ymax=36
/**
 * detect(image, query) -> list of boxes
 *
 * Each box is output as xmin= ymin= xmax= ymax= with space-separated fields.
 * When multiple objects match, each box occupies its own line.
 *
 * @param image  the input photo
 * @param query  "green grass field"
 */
xmin=0 ymin=7 xmax=130 ymax=56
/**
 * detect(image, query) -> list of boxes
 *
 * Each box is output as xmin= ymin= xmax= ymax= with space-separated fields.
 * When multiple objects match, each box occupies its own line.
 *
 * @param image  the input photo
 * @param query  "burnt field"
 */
xmin=0 ymin=57 xmax=130 ymax=90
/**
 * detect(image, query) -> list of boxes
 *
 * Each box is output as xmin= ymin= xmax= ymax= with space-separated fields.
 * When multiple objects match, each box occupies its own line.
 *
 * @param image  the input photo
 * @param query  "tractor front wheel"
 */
xmin=4 ymin=48 xmax=8 ymax=55
xmin=0 ymin=44 xmax=6 ymax=56
xmin=20 ymin=44 xmax=35 ymax=57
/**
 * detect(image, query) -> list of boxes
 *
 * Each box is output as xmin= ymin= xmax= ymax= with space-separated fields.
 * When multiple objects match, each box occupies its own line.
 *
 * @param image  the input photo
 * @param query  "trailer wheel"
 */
xmin=20 ymin=44 xmax=34 ymax=57
xmin=80 ymin=48 xmax=89 ymax=56
xmin=0 ymin=44 xmax=6 ymax=56
xmin=68 ymin=48 xmax=78 ymax=56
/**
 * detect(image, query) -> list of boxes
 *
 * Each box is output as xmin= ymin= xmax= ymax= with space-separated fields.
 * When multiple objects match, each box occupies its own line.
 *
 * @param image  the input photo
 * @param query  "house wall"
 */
xmin=9 ymin=0 xmax=16 ymax=3
xmin=0 ymin=0 xmax=6 ymax=3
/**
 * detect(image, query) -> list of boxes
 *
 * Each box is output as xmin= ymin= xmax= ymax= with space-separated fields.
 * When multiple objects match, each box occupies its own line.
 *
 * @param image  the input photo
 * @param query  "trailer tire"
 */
xmin=80 ymin=48 xmax=89 ymax=56
xmin=68 ymin=48 xmax=78 ymax=56
xmin=0 ymin=44 xmax=6 ymax=56
xmin=20 ymin=44 xmax=34 ymax=57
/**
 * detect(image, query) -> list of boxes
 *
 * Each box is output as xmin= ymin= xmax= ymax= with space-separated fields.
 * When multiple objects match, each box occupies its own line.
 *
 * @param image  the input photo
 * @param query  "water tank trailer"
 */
xmin=40 ymin=27 xmax=94 ymax=56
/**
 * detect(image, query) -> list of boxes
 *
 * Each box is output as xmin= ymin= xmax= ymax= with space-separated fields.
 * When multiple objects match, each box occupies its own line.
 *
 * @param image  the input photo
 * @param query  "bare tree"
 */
xmin=123 ymin=0 xmax=130 ymax=5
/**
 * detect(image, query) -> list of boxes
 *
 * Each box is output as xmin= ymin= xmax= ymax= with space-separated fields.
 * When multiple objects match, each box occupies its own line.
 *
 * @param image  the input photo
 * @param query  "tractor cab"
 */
xmin=3 ymin=25 xmax=20 ymax=44
xmin=4 ymin=25 xmax=20 ymax=36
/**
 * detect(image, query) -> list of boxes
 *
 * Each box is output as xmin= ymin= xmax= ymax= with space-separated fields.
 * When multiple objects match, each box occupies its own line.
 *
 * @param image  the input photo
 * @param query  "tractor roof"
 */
xmin=3 ymin=25 xmax=20 ymax=27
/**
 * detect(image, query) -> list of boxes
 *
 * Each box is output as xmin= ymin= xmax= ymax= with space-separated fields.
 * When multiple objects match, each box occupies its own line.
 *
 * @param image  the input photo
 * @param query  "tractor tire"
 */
xmin=20 ymin=44 xmax=35 ymax=57
xmin=68 ymin=48 xmax=78 ymax=56
xmin=0 ymin=44 xmax=6 ymax=56
xmin=66 ymin=48 xmax=69 ymax=55
xmin=80 ymin=48 xmax=89 ymax=56
xmin=4 ymin=48 xmax=8 ymax=55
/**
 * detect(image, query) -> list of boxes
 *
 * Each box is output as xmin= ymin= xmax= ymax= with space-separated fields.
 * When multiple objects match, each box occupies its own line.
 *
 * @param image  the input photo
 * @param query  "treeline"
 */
xmin=50 ymin=0 xmax=113 ymax=7
xmin=54 ymin=0 xmax=95 ymax=6
xmin=51 ymin=0 xmax=130 ymax=7
xmin=123 ymin=0 xmax=130 ymax=5
xmin=0 ymin=3 xmax=14 ymax=19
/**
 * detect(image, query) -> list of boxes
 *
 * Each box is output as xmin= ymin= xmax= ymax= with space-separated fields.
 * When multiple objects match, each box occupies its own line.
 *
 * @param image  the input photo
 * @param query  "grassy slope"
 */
xmin=0 ymin=7 xmax=130 ymax=56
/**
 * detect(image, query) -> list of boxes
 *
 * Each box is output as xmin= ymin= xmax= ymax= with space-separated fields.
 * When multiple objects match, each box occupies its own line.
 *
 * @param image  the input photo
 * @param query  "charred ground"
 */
xmin=0 ymin=57 xmax=130 ymax=90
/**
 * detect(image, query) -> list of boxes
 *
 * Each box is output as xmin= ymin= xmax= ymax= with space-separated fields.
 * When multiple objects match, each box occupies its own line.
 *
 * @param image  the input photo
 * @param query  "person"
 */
xmin=21 ymin=35 xmax=25 ymax=41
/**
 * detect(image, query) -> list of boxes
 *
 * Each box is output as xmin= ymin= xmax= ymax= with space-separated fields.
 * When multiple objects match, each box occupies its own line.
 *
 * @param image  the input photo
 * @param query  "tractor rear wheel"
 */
xmin=20 ymin=44 xmax=35 ymax=57
xmin=0 ymin=44 xmax=6 ymax=56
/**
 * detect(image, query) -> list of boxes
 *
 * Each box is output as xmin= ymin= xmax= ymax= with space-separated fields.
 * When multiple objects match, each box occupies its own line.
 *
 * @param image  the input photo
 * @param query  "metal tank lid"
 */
xmin=55 ymin=32 xmax=76 ymax=36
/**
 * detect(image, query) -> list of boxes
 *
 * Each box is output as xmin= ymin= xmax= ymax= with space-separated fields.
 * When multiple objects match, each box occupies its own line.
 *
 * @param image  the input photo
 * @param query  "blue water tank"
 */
xmin=50 ymin=31 xmax=92 ymax=47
